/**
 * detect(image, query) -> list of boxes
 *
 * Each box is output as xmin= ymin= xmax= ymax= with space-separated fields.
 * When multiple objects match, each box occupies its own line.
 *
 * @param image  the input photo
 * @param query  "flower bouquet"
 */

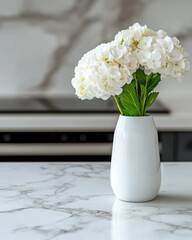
xmin=72 ymin=23 xmax=190 ymax=202
xmin=72 ymin=23 xmax=190 ymax=116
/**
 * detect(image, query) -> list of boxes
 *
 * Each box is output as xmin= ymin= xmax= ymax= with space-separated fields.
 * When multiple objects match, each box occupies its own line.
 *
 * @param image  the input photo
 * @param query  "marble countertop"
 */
xmin=1 ymin=162 xmax=192 ymax=240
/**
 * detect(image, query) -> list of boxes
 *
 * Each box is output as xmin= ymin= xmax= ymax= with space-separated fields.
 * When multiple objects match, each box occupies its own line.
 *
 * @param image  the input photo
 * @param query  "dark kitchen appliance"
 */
xmin=0 ymin=97 xmax=169 ymax=114
xmin=0 ymin=97 xmax=170 ymax=161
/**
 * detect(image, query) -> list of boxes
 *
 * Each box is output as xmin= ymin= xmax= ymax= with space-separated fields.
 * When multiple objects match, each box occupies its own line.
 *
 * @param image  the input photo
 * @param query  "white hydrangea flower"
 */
xmin=72 ymin=23 xmax=190 ymax=100
xmin=113 ymin=23 xmax=190 ymax=81
xmin=137 ymin=36 xmax=153 ymax=50
xmin=114 ymin=23 xmax=148 ymax=49
xmin=156 ymin=36 xmax=174 ymax=53
xmin=72 ymin=42 xmax=137 ymax=100
xmin=156 ymin=30 xmax=168 ymax=38
xmin=146 ymin=49 xmax=162 ymax=71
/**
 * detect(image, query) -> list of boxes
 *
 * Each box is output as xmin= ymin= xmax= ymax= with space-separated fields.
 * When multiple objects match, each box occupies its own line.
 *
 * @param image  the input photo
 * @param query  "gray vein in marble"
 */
xmin=0 ymin=0 xmax=191 ymax=96
xmin=1 ymin=162 xmax=192 ymax=240
xmin=34 ymin=18 xmax=97 ymax=90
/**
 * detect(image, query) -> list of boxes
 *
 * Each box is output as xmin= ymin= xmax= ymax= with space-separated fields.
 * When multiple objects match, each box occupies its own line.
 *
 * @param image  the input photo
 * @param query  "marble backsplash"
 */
xmin=0 ymin=0 xmax=192 ymax=96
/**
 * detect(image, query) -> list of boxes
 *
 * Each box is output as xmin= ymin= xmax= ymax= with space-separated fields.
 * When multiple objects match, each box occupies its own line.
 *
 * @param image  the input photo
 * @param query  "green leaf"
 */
xmin=145 ymin=92 xmax=159 ymax=111
xmin=147 ymin=73 xmax=161 ymax=94
xmin=113 ymin=69 xmax=161 ymax=116
xmin=140 ymin=85 xmax=146 ymax=115
xmin=134 ymin=68 xmax=146 ymax=85
xmin=114 ymin=82 xmax=142 ymax=116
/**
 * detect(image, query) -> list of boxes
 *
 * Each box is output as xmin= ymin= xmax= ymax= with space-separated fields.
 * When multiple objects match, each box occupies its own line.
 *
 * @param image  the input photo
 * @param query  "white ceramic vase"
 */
xmin=110 ymin=115 xmax=161 ymax=202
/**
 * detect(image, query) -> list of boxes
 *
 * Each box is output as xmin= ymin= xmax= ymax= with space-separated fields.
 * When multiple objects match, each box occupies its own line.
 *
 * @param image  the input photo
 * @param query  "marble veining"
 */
xmin=0 ymin=0 xmax=192 ymax=96
xmin=0 ymin=162 xmax=192 ymax=239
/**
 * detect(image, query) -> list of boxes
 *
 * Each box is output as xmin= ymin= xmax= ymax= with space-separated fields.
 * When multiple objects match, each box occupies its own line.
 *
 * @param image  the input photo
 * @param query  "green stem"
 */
xmin=135 ymin=78 xmax=141 ymax=115
xmin=135 ymin=78 xmax=139 ymax=97
xmin=141 ymin=78 xmax=149 ymax=116
xmin=142 ymin=90 xmax=146 ymax=116
xmin=113 ymin=96 xmax=124 ymax=115
xmin=134 ymin=73 xmax=142 ymax=116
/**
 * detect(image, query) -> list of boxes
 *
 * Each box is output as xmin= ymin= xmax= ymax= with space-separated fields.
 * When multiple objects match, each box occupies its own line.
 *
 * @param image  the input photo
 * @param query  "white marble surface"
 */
xmin=0 ymin=162 xmax=192 ymax=240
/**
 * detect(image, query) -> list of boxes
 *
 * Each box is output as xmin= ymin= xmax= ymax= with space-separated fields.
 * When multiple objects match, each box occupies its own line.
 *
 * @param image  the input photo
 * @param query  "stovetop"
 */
xmin=0 ymin=97 xmax=169 ymax=114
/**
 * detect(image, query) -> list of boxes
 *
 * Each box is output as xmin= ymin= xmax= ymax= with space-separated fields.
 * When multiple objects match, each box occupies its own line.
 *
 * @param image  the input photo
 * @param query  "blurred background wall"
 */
xmin=0 ymin=0 xmax=191 ymax=97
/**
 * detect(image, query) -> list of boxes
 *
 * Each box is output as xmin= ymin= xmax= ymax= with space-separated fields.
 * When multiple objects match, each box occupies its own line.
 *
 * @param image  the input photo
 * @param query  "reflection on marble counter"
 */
xmin=0 ymin=162 xmax=192 ymax=240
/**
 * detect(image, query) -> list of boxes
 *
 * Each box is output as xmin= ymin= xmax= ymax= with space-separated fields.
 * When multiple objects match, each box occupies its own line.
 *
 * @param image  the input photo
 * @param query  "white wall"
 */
xmin=0 ymin=0 xmax=191 ymax=96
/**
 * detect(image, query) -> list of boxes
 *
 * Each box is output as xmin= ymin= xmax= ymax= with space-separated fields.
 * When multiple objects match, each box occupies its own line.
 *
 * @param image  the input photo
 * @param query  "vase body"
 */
xmin=110 ymin=115 xmax=161 ymax=202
